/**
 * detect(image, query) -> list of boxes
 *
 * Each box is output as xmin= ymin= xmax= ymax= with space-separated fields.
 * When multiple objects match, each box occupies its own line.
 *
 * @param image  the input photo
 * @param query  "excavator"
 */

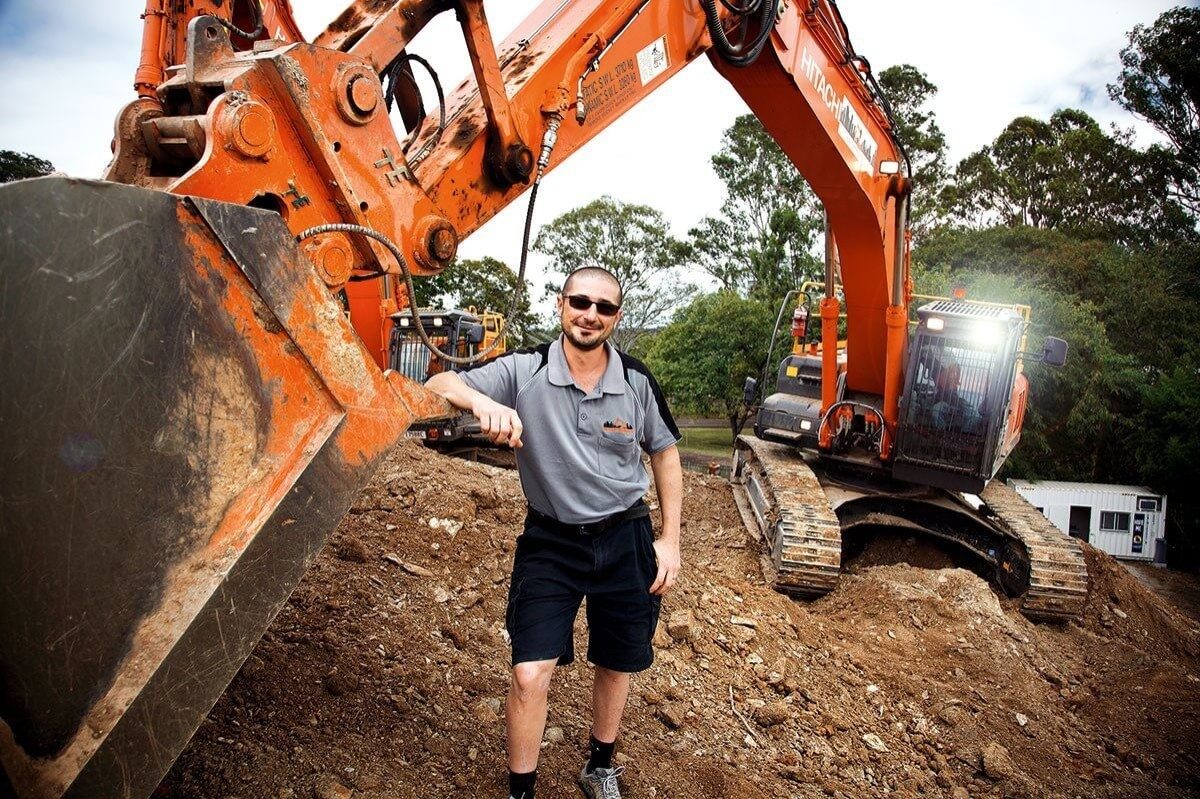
xmin=0 ymin=0 xmax=1087 ymax=796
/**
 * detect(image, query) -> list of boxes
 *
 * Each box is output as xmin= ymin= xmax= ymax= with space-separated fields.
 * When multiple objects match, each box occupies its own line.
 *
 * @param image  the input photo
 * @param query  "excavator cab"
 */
xmin=388 ymin=308 xmax=489 ymax=382
xmin=892 ymin=301 xmax=1026 ymax=494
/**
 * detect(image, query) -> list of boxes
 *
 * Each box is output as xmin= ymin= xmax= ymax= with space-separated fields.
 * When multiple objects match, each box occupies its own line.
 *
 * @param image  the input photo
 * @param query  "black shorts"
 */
xmin=506 ymin=512 xmax=663 ymax=673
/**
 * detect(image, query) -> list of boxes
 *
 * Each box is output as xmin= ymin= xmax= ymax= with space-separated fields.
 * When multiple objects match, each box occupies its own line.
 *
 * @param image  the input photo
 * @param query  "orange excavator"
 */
xmin=0 ymin=1 xmax=1086 ymax=796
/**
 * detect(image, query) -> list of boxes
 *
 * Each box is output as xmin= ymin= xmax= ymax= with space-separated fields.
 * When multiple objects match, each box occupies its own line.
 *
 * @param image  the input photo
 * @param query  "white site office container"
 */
xmin=1007 ymin=479 xmax=1167 ymax=562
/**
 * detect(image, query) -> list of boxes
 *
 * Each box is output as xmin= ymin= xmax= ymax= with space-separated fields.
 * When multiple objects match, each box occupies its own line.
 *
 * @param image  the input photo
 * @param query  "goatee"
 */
xmin=565 ymin=329 xmax=606 ymax=350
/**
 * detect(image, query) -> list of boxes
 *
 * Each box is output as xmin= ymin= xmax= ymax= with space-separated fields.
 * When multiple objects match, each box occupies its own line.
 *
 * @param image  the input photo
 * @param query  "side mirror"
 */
xmin=463 ymin=323 xmax=485 ymax=345
xmin=1041 ymin=336 xmax=1068 ymax=368
xmin=742 ymin=376 xmax=758 ymax=408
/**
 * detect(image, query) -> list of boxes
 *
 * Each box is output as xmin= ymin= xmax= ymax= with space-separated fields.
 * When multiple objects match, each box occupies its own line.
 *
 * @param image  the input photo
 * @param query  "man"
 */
xmin=929 ymin=360 xmax=982 ymax=434
xmin=425 ymin=266 xmax=683 ymax=799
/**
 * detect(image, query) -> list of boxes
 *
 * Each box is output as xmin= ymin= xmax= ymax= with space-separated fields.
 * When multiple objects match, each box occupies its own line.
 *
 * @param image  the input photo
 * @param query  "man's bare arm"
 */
xmin=426 ymin=371 xmax=524 ymax=448
xmin=648 ymin=444 xmax=682 ymax=595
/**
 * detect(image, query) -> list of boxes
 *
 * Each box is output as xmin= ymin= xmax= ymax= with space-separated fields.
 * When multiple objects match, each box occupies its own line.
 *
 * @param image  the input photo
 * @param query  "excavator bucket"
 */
xmin=0 ymin=177 xmax=439 ymax=798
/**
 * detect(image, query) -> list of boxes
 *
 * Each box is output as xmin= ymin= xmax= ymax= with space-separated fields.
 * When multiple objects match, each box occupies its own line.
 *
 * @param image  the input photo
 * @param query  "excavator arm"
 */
xmin=0 ymin=2 xmax=910 ymax=796
xmin=112 ymin=0 xmax=910 ymax=426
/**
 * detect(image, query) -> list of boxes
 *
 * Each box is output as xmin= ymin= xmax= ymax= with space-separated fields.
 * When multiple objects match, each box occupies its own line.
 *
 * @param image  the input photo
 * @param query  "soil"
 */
xmin=1126 ymin=563 xmax=1200 ymax=626
xmin=159 ymin=442 xmax=1200 ymax=799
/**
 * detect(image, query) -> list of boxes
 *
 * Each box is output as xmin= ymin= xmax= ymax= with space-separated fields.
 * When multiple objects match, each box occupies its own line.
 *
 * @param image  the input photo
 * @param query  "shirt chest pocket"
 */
xmin=599 ymin=428 xmax=641 ymax=478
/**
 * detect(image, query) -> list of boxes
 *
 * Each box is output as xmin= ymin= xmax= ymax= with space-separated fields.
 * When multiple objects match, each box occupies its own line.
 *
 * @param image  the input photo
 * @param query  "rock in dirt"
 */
xmin=862 ymin=733 xmax=889 ymax=752
xmin=657 ymin=705 xmax=686 ymax=729
xmin=323 ymin=671 xmax=359 ymax=697
xmin=666 ymin=609 xmax=699 ymax=642
xmin=472 ymin=700 xmax=500 ymax=725
xmin=405 ymin=562 xmax=435 ymax=577
xmin=312 ymin=775 xmax=351 ymax=799
xmin=334 ymin=537 xmax=370 ymax=563
xmin=981 ymin=741 xmax=1019 ymax=781
xmin=753 ymin=702 xmax=790 ymax=727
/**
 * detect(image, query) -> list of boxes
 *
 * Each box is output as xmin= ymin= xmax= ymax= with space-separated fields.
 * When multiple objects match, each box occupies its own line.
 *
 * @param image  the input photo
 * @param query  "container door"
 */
xmin=1068 ymin=506 xmax=1091 ymax=542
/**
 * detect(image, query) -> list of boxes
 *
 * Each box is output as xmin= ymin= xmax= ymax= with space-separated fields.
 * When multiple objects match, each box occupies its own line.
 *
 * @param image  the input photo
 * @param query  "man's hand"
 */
xmin=471 ymin=395 xmax=524 ymax=448
xmin=649 ymin=535 xmax=681 ymax=596
xmin=647 ymin=445 xmax=683 ymax=596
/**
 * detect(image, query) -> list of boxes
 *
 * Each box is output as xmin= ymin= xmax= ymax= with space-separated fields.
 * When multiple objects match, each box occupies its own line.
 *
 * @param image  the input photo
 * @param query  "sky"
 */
xmin=0 ymin=0 xmax=1189 ymax=305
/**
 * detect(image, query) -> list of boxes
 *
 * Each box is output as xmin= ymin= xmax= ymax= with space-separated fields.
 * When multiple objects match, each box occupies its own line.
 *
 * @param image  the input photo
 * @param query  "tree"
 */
xmin=1108 ymin=6 xmax=1200 ymax=219
xmin=644 ymin=291 xmax=774 ymax=436
xmin=412 ymin=256 xmax=539 ymax=345
xmin=947 ymin=110 xmax=1189 ymax=245
xmin=686 ymin=115 xmax=823 ymax=304
xmin=878 ymin=65 xmax=951 ymax=239
xmin=0 ymin=150 xmax=54 ymax=183
xmin=1133 ymin=360 xmax=1200 ymax=568
xmin=534 ymin=196 xmax=694 ymax=353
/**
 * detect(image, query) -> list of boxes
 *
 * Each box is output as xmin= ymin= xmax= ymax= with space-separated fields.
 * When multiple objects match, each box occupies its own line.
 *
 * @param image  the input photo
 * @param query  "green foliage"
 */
xmin=677 ymin=426 xmax=735 ymax=458
xmin=1134 ymin=361 xmax=1200 ymax=564
xmin=534 ymin=196 xmax=694 ymax=353
xmin=411 ymin=256 xmax=539 ymax=345
xmin=878 ymin=65 xmax=951 ymax=239
xmin=1108 ymin=6 xmax=1200 ymax=217
xmin=0 ymin=150 xmax=54 ymax=183
xmin=644 ymin=292 xmax=774 ymax=435
xmin=917 ymin=226 xmax=1200 ymax=372
xmin=946 ymin=110 xmax=1189 ymax=245
xmin=686 ymin=115 xmax=822 ymax=305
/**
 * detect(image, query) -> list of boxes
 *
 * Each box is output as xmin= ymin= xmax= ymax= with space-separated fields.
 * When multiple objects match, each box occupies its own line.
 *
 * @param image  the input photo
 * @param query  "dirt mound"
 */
xmin=160 ymin=442 xmax=1200 ymax=799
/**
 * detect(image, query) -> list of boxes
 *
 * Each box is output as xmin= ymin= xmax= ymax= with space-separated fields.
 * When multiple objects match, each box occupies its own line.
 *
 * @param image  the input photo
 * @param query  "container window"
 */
xmin=1137 ymin=496 xmax=1160 ymax=512
xmin=1099 ymin=511 xmax=1130 ymax=532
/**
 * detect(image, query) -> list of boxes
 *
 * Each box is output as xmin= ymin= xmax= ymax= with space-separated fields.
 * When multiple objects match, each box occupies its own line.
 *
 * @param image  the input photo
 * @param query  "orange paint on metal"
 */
xmin=819 ymin=298 xmax=840 ymax=415
xmin=116 ymin=0 xmax=924 ymax=475
xmin=880 ymin=304 xmax=907 ymax=459
xmin=177 ymin=218 xmax=346 ymax=553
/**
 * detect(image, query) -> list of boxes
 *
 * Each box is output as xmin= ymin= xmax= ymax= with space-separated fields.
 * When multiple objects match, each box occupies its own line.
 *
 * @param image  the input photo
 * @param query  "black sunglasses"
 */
xmin=563 ymin=293 xmax=621 ymax=317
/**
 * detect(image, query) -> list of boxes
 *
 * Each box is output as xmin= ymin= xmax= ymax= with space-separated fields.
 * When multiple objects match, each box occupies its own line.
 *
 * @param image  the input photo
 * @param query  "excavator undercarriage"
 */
xmin=731 ymin=435 xmax=1089 ymax=623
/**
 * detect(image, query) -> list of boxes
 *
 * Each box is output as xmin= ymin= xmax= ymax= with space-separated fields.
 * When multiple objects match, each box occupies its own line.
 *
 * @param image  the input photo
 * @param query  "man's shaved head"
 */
xmin=562 ymin=266 xmax=623 ymax=304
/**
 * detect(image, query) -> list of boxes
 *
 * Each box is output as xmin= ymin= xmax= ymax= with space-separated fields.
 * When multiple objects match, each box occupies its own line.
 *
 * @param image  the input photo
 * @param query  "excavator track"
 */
xmin=981 ymin=480 xmax=1089 ymax=622
xmin=732 ymin=436 xmax=1090 ymax=621
xmin=731 ymin=435 xmax=842 ymax=596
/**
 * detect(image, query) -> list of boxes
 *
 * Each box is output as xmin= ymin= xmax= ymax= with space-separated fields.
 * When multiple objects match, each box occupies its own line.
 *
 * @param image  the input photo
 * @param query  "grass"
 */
xmin=678 ymin=426 xmax=735 ymax=458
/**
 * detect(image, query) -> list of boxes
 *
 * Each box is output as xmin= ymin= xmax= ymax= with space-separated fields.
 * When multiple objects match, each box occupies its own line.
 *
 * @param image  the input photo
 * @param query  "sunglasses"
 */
xmin=563 ymin=293 xmax=621 ymax=317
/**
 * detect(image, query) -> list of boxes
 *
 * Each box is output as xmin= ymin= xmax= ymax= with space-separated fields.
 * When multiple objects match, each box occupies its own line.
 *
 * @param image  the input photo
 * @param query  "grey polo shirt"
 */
xmin=456 ymin=336 xmax=680 ymax=524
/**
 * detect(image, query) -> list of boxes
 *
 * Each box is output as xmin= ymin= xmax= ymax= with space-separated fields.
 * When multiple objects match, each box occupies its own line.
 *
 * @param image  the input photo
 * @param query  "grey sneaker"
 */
xmin=579 ymin=764 xmax=625 ymax=799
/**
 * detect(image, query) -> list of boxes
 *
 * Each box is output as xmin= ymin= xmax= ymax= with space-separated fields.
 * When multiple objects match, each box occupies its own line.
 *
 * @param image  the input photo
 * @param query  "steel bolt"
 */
xmin=349 ymin=76 xmax=379 ymax=115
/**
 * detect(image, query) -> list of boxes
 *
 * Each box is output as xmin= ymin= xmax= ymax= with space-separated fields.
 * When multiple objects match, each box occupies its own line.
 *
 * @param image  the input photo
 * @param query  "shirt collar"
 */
xmin=548 ymin=335 xmax=626 ymax=395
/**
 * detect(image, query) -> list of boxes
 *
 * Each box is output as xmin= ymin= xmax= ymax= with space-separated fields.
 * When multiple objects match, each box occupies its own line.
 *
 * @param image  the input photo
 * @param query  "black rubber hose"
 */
xmin=383 ymin=53 xmax=446 ymax=159
xmin=216 ymin=0 xmax=264 ymax=41
xmin=704 ymin=0 xmax=776 ymax=68
xmin=720 ymin=0 xmax=762 ymax=14
xmin=297 ymin=223 xmax=505 ymax=366
xmin=295 ymin=179 xmax=537 ymax=366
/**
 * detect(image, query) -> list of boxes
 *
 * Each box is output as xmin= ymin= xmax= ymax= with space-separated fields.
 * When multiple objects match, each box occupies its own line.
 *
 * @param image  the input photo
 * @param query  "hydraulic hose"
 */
xmin=383 ymin=53 xmax=447 ymax=162
xmin=296 ymin=223 xmax=511 ymax=366
xmin=216 ymin=0 xmax=263 ymax=41
xmin=703 ymin=0 xmax=776 ymax=68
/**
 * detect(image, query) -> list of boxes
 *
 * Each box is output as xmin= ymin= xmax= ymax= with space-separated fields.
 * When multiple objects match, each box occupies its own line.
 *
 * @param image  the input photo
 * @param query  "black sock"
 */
xmin=508 ymin=769 xmax=536 ymax=799
xmin=587 ymin=735 xmax=615 ymax=772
